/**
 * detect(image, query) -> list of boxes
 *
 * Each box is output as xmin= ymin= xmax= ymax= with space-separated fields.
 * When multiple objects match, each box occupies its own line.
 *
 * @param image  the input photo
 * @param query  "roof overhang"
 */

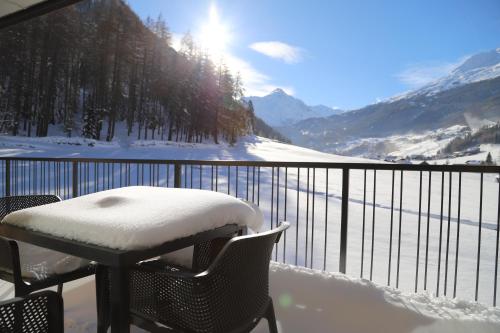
xmin=0 ymin=0 xmax=83 ymax=29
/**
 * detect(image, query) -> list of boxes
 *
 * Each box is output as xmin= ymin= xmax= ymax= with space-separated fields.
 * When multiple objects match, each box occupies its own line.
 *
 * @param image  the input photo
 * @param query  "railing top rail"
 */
xmin=1 ymin=156 xmax=499 ymax=173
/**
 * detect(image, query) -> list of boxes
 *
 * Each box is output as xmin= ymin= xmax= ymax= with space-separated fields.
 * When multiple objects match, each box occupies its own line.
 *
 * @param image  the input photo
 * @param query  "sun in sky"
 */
xmin=197 ymin=3 xmax=232 ymax=60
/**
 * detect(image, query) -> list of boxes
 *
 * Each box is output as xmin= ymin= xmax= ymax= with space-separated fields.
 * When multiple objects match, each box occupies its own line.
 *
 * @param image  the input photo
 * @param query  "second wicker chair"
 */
xmin=97 ymin=222 xmax=289 ymax=333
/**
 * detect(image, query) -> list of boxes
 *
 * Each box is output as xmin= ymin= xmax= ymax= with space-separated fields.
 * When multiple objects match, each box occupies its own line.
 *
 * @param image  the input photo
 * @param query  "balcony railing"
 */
xmin=1 ymin=157 xmax=499 ymax=306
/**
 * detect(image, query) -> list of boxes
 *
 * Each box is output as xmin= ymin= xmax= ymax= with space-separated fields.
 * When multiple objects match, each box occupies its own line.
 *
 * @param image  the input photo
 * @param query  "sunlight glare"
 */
xmin=197 ymin=3 xmax=232 ymax=59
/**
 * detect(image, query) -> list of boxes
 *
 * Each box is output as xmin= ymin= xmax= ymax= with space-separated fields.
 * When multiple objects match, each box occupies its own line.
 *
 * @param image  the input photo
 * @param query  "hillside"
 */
xmin=253 ymin=116 xmax=291 ymax=143
xmin=0 ymin=0 xmax=253 ymax=144
xmin=0 ymin=134 xmax=367 ymax=162
xmin=442 ymin=123 xmax=500 ymax=154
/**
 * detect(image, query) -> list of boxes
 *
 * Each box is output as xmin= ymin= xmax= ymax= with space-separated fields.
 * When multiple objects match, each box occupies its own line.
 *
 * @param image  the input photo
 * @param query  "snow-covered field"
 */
xmin=329 ymin=125 xmax=473 ymax=159
xmin=1 ymin=134 xmax=500 ymax=331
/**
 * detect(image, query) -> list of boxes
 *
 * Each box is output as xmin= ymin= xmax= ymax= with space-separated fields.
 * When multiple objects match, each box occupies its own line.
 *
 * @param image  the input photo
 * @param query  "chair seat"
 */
xmin=18 ymin=242 xmax=91 ymax=280
xmin=138 ymin=259 xmax=193 ymax=274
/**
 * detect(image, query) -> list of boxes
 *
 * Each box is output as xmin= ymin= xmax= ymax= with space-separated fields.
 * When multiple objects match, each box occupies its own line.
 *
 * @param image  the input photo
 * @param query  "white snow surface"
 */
xmin=1 ymin=262 xmax=498 ymax=332
xmin=266 ymin=263 xmax=500 ymax=333
xmin=0 ymin=135 xmax=500 ymax=330
xmin=2 ymin=186 xmax=264 ymax=250
xmin=0 ymin=134 xmax=373 ymax=163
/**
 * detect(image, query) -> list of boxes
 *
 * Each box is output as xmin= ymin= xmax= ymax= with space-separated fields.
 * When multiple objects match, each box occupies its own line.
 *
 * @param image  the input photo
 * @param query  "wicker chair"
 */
xmin=0 ymin=290 xmax=64 ymax=333
xmin=126 ymin=222 xmax=289 ymax=333
xmin=0 ymin=195 xmax=96 ymax=297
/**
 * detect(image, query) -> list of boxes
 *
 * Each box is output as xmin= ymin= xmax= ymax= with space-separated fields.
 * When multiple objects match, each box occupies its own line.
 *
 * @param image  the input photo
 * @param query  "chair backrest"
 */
xmin=197 ymin=222 xmax=289 ymax=332
xmin=0 ymin=291 xmax=63 ymax=333
xmin=0 ymin=195 xmax=61 ymax=220
xmin=0 ymin=195 xmax=61 ymax=283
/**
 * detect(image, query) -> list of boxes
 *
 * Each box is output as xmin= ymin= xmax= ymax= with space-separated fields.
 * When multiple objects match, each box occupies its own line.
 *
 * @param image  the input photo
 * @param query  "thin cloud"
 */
xmin=249 ymin=41 xmax=304 ymax=64
xmin=396 ymin=58 xmax=466 ymax=88
xmin=224 ymin=54 xmax=294 ymax=96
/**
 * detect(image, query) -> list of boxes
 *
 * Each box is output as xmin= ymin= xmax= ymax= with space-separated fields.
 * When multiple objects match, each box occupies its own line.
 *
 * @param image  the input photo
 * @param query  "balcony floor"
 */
xmin=1 ymin=262 xmax=499 ymax=332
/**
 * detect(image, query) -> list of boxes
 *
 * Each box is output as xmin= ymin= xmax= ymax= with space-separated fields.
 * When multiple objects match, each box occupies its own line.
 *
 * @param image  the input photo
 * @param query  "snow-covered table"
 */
xmin=0 ymin=186 xmax=263 ymax=333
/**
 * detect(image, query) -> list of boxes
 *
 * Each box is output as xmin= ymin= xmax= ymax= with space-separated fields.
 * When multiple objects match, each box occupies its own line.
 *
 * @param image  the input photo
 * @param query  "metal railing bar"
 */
xmin=495 ymin=172 xmax=500 ymax=306
xmin=396 ymin=170 xmax=403 ymax=288
xmin=236 ymin=166 xmax=239 ymax=197
xmin=311 ymin=168 xmax=316 ymax=269
xmin=252 ymin=166 xmax=256 ymax=203
xmin=247 ymin=166 xmax=250 ymax=201
xmin=453 ymin=172 xmax=462 ymax=298
xmin=444 ymin=172 xmax=453 ymax=296
xmin=370 ymin=170 xmax=377 ymax=281
xmin=436 ymin=171 xmax=445 ymax=297
xmin=3 ymin=156 xmax=500 ymax=173
xmin=361 ymin=169 xmax=367 ymax=278
xmin=295 ymin=167 xmax=300 ymax=266
xmin=324 ymin=168 xmax=328 ymax=271
xmin=305 ymin=168 xmax=310 ymax=267
xmin=276 ymin=167 xmax=280 ymax=261
xmin=388 ymin=169 xmax=395 ymax=286
xmin=283 ymin=167 xmax=288 ymax=263
xmin=475 ymin=172 xmax=484 ymax=301
xmin=339 ymin=168 xmax=349 ymax=274
xmin=415 ymin=171 xmax=423 ymax=292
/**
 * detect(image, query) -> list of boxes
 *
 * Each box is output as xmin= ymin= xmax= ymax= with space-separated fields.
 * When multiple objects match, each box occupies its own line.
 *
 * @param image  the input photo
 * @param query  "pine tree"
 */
xmin=247 ymin=100 xmax=256 ymax=132
xmin=82 ymin=108 xmax=98 ymax=139
xmin=486 ymin=152 xmax=494 ymax=165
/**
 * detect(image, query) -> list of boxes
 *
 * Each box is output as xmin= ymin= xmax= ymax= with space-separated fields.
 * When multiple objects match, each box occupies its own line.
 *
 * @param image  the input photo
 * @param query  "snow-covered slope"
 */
xmin=0 ymin=134 xmax=371 ymax=163
xmin=392 ymin=48 xmax=500 ymax=101
xmin=331 ymin=125 xmax=470 ymax=159
xmin=245 ymin=89 xmax=342 ymax=127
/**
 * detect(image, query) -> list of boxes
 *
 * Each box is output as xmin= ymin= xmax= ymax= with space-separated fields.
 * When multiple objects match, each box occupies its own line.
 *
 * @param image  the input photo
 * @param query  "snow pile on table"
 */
xmin=266 ymin=263 xmax=500 ymax=333
xmin=2 ymin=186 xmax=263 ymax=250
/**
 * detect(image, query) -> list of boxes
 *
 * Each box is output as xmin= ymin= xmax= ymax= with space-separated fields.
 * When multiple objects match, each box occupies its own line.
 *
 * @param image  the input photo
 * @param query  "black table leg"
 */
xmin=109 ymin=266 xmax=130 ymax=333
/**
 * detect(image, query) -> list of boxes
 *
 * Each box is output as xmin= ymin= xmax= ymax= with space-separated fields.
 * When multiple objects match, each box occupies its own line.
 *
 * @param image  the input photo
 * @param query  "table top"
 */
xmin=1 ymin=186 xmax=263 ymax=251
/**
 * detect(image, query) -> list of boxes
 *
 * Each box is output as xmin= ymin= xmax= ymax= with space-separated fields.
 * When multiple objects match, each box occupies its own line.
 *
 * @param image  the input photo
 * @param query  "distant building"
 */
xmin=384 ymin=155 xmax=397 ymax=163
xmin=465 ymin=160 xmax=482 ymax=165
xmin=395 ymin=158 xmax=412 ymax=165
xmin=465 ymin=146 xmax=481 ymax=155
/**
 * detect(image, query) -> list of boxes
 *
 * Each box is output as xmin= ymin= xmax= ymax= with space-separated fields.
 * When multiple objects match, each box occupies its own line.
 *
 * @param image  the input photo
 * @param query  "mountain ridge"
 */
xmin=275 ymin=47 xmax=500 ymax=155
xmin=244 ymin=90 xmax=343 ymax=127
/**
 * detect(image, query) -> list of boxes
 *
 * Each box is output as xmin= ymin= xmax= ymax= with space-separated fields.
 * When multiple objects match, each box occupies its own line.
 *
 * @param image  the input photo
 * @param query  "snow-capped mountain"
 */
xmin=244 ymin=89 xmax=343 ymax=127
xmin=392 ymin=48 xmax=500 ymax=101
xmin=280 ymin=47 xmax=500 ymax=156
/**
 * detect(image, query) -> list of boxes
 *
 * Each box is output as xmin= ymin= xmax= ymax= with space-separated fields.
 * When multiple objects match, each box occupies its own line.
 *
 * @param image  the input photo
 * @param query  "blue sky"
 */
xmin=128 ymin=0 xmax=500 ymax=110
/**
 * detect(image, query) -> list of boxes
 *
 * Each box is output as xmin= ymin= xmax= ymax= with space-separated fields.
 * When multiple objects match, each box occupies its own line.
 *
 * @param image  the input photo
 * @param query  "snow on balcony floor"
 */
xmin=1 ymin=262 xmax=499 ymax=333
